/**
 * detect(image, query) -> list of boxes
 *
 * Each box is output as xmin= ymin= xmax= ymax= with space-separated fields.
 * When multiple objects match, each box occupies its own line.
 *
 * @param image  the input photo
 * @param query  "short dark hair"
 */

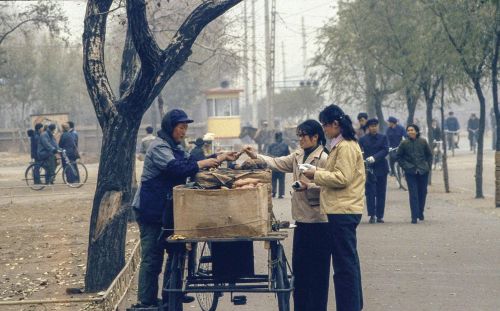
xmin=48 ymin=124 xmax=56 ymax=132
xmin=297 ymin=119 xmax=326 ymax=146
xmin=357 ymin=112 xmax=368 ymax=120
xmin=27 ymin=129 xmax=35 ymax=137
xmin=67 ymin=121 xmax=75 ymax=129
xmin=275 ymin=131 xmax=283 ymax=141
xmin=146 ymin=126 xmax=154 ymax=134
xmin=319 ymin=104 xmax=357 ymax=141
xmin=406 ymin=124 xmax=421 ymax=138
xmin=34 ymin=123 xmax=43 ymax=132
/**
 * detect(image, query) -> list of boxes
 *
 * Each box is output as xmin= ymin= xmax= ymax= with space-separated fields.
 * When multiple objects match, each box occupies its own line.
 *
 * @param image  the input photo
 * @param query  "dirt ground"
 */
xmin=2 ymin=139 xmax=500 ymax=310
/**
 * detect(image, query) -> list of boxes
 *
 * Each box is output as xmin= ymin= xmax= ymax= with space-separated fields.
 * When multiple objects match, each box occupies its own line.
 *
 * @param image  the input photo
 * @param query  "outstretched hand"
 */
xmin=242 ymin=145 xmax=258 ymax=159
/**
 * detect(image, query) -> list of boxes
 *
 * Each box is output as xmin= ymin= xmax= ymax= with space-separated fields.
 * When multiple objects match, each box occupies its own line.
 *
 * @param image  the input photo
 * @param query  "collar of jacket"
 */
xmin=294 ymin=144 xmax=325 ymax=164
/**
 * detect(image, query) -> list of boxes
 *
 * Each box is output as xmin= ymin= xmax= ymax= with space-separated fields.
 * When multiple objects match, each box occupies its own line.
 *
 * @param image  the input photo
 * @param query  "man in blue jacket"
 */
xmin=359 ymin=119 xmax=389 ymax=223
xmin=385 ymin=116 xmax=406 ymax=176
xmin=37 ymin=124 xmax=59 ymax=184
xmin=131 ymin=109 xmax=238 ymax=309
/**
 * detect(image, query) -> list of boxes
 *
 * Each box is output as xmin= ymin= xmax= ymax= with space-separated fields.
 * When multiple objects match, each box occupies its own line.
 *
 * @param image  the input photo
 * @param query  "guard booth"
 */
xmin=205 ymin=86 xmax=243 ymax=150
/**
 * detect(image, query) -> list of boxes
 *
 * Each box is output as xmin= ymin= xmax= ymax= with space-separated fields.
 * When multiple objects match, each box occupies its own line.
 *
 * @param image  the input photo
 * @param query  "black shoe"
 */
xmin=369 ymin=216 xmax=376 ymax=224
xmin=376 ymin=218 xmax=384 ymax=223
xmin=272 ymin=193 xmax=276 ymax=198
xmin=411 ymin=219 xmax=417 ymax=224
xmin=183 ymin=295 xmax=195 ymax=303
xmin=418 ymin=215 xmax=424 ymax=221
xmin=278 ymin=195 xmax=284 ymax=199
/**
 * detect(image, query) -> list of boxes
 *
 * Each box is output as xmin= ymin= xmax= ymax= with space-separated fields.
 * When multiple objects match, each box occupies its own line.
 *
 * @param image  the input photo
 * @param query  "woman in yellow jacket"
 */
xmin=304 ymin=104 xmax=365 ymax=311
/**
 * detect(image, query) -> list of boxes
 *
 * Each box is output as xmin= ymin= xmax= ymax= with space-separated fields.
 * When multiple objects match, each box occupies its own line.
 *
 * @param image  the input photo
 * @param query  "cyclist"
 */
xmin=385 ymin=116 xmax=406 ymax=176
xmin=37 ymin=124 xmax=58 ymax=184
xmin=444 ymin=111 xmax=460 ymax=150
xmin=430 ymin=119 xmax=443 ymax=169
xmin=359 ymin=118 xmax=389 ymax=224
xmin=467 ymin=113 xmax=479 ymax=152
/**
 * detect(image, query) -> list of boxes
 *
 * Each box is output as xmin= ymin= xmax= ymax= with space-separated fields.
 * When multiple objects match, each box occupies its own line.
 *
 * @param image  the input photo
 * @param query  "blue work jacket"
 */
xmin=359 ymin=133 xmax=389 ymax=176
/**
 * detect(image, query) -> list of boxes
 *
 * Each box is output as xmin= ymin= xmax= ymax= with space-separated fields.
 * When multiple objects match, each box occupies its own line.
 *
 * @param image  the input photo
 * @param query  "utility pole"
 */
xmin=243 ymin=0 xmax=250 ymax=124
xmin=251 ymin=0 xmax=258 ymax=128
xmin=264 ymin=0 xmax=276 ymax=129
xmin=281 ymin=41 xmax=286 ymax=88
xmin=302 ymin=16 xmax=307 ymax=77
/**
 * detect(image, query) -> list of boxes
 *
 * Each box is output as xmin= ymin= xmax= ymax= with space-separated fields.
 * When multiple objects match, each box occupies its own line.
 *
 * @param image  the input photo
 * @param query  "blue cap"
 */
xmin=387 ymin=116 xmax=398 ymax=123
xmin=366 ymin=118 xmax=379 ymax=126
xmin=168 ymin=109 xmax=193 ymax=124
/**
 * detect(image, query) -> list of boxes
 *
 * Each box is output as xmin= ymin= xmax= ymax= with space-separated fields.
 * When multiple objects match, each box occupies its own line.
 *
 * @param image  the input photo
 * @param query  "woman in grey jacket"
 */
xmin=244 ymin=120 xmax=330 ymax=311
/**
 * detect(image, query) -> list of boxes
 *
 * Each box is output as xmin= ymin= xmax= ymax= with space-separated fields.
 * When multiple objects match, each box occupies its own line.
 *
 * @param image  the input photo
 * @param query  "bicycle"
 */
xmin=388 ymin=147 xmax=407 ymax=191
xmin=445 ymin=130 xmax=460 ymax=156
xmin=24 ymin=149 xmax=88 ymax=190
xmin=432 ymin=140 xmax=443 ymax=170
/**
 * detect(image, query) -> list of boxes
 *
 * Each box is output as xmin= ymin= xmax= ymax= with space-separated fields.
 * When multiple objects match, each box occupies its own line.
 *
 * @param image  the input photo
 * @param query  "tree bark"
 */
xmin=405 ymin=86 xmax=419 ymax=126
xmin=493 ymin=2 xmax=500 ymax=207
xmin=472 ymin=77 xmax=486 ymax=199
xmin=440 ymin=80 xmax=450 ymax=193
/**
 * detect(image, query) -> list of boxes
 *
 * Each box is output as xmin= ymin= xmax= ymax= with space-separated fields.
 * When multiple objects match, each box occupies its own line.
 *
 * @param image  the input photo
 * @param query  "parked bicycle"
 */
xmin=388 ymin=146 xmax=407 ymax=191
xmin=24 ymin=149 xmax=88 ymax=190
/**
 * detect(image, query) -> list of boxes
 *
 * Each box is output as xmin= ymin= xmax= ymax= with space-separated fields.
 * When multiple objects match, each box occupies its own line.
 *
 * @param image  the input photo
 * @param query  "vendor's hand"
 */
xmin=366 ymin=156 xmax=375 ymax=164
xmin=198 ymin=158 xmax=220 ymax=169
xmin=217 ymin=151 xmax=240 ymax=162
xmin=303 ymin=167 xmax=316 ymax=179
xmin=242 ymin=146 xmax=258 ymax=159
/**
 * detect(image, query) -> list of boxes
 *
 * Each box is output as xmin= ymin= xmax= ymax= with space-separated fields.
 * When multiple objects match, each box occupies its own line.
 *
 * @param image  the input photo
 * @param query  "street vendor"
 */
xmin=132 ymin=109 xmax=238 ymax=309
xmin=243 ymin=119 xmax=331 ymax=311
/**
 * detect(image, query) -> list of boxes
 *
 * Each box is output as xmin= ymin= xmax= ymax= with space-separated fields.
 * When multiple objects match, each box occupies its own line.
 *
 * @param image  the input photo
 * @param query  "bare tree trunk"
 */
xmin=472 ymin=78 xmax=486 ymax=199
xmin=440 ymin=81 xmax=450 ymax=193
xmin=493 ymin=2 xmax=500 ymax=207
xmin=405 ymin=87 xmax=419 ymax=126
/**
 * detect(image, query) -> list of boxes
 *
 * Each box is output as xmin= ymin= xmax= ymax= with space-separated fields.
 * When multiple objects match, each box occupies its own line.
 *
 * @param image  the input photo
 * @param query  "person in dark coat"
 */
xmin=359 ymin=118 xmax=389 ymax=223
xmin=467 ymin=113 xmax=479 ymax=151
xmin=131 ymin=109 xmax=238 ymax=308
xmin=267 ymin=132 xmax=290 ymax=198
xmin=444 ymin=111 xmax=460 ymax=149
xmin=385 ymin=116 xmax=406 ymax=176
xmin=355 ymin=112 xmax=368 ymax=139
xmin=397 ymin=124 xmax=433 ymax=224
xmin=37 ymin=124 xmax=59 ymax=184
xmin=68 ymin=121 xmax=78 ymax=148
xmin=59 ymin=123 xmax=80 ymax=183
xmin=28 ymin=123 xmax=44 ymax=183
xmin=189 ymin=138 xmax=207 ymax=161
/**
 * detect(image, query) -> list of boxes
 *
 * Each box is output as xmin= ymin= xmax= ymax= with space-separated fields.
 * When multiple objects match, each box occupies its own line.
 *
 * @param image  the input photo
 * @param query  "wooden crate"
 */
xmin=173 ymin=184 xmax=270 ymax=238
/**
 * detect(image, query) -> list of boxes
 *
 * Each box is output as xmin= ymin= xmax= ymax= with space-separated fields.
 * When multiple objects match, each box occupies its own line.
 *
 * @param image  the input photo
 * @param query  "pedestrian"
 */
xmin=359 ymin=118 xmax=389 ymax=224
xmin=189 ymin=138 xmax=207 ymax=161
xmin=396 ymin=124 xmax=433 ymax=224
xmin=385 ymin=116 xmax=406 ymax=176
xmin=243 ymin=120 xmax=330 ymax=311
xmin=59 ymin=123 xmax=80 ymax=183
xmin=67 ymin=121 xmax=78 ymax=148
xmin=28 ymin=123 xmax=43 ymax=184
xmin=430 ymin=119 xmax=442 ymax=143
xmin=355 ymin=112 xmax=368 ymax=139
xmin=303 ymin=104 xmax=365 ymax=311
xmin=138 ymin=126 xmax=156 ymax=161
xmin=467 ymin=113 xmax=479 ymax=151
xmin=267 ymin=132 xmax=290 ymax=198
xmin=131 ymin=109 xmax=238 ymax=309
xmin=254 ymin=121 xmax=271 ymax=153
xmin=444 ymin=111 xmax=460 ymax=149
xmin=37 ymin=124 xmax=59 ymax=184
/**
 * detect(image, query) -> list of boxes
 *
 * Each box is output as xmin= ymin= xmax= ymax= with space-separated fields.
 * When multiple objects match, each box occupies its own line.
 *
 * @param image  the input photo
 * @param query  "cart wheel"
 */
xmin=195 ymin=242 xmax=219 ymax=311
xmin=272 ymin=243 xmax=290 ymax=311
xmin=167 ymin=251 xmax=185 ymax=311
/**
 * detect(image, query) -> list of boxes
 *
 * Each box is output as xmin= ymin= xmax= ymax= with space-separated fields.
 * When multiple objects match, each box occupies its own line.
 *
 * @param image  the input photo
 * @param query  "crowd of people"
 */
xmin=27 ymin=121 xmax=79 ymax=184
xmin=130 ymin=104 xmax=491 ymax=311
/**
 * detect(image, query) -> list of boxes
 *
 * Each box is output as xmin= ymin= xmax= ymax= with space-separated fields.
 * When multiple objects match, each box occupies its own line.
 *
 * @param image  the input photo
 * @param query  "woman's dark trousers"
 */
xmin=293 ymin=222 xmax=331 ymax=311
xmin=327 ymin=214 xmax=363 ymax=311
xmin=405 ymin=172 xmax=429 ymax=220
xmin=137 ymin=221 xmax=165 ymax=306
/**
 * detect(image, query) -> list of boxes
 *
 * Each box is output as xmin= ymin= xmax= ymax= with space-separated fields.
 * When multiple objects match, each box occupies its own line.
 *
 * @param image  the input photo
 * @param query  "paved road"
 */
xmin=120 ymin=150 xmax=500 ymax=310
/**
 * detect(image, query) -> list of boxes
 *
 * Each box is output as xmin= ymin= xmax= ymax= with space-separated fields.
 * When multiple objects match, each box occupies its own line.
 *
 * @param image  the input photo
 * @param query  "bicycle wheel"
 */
xmin=25 ymin=163 xmax=47 ymax=190
xmin=271 ymin=242 xmax=290 ymax=311
xmin=62 ymin=162 xmax=88 ymax=188
xmin=167 ymin=250 xmax=186 ymax=311
xmin=195 ymin=242 xmax=219 ymax=311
